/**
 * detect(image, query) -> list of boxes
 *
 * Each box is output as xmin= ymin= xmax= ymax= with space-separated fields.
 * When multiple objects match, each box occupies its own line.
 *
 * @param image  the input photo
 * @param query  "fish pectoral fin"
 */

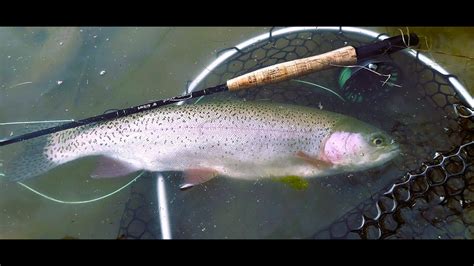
xmin=295 ymin=151 xmax=333 ymax=170
xmin=180 ymin=168 xmax=218 ymax=190
xmin=91 ymin=156 xmax=141 ymax=179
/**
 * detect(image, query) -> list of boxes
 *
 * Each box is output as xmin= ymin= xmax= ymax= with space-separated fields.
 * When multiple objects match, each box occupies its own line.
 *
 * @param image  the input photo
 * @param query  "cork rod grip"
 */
xmin=226 ymin=46 xmax=357 ymax=91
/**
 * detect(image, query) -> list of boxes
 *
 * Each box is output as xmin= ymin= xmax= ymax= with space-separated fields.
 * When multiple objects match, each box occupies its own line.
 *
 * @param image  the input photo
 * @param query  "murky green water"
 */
xmin=0 ymin=27 xmax=268 ymax=238
xmin=0 ymin=27 xmax=472 ymax=239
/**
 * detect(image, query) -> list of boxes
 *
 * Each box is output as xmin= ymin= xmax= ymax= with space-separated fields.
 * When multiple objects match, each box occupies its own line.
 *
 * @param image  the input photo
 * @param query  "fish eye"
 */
xmin=372 ymin=136 xmax=384 ymax=146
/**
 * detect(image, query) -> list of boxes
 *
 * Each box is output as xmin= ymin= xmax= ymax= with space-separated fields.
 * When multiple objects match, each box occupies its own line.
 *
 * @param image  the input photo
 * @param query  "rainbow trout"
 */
xmin=4 ymin=101 xmax=399 ymax=189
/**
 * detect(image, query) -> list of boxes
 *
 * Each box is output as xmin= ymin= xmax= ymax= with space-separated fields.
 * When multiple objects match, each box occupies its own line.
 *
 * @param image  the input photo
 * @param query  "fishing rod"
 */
xmin=0 ymin=33 xmax=419 ymax=147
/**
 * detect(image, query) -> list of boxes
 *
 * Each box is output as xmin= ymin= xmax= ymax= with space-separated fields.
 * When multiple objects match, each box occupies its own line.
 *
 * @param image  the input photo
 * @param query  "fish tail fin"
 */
xmin=0 ymin=123 xmax=61 ymax=182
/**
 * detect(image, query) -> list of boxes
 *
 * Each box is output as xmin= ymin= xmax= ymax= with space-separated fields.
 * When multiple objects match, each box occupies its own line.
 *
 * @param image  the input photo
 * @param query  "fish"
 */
xmin=3 ymin=101 xmax=399 ymax=189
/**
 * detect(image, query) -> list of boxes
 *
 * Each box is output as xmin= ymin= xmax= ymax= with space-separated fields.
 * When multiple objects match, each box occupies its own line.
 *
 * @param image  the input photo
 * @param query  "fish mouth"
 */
xmin=388 ymin=147 xmax=400 ymax=154
xmin=383 ymin=148 xmax=401 ymax=163
xmin=374 ymin=146 xmax=400 ymax=165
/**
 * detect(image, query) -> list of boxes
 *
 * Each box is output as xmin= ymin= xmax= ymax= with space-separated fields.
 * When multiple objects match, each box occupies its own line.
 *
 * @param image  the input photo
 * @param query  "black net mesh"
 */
xmin=117 ymin=175 xmax=161 ymax=239
xmin=313 ymin=110 xmax=473 ymax=239
xmin=118 ymin=28 xmax=473 ymax=239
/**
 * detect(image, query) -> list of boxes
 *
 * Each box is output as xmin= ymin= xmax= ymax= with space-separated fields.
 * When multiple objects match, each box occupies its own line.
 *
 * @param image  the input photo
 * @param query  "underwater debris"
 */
xmin=274 ymin=175 xmax=309 ymax=191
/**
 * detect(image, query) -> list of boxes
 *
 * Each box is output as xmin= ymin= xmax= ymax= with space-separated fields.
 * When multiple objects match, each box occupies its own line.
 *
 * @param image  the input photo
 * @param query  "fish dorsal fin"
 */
xmin=180 ymin=168 xmax=218 ymax=190
xmin=296 ymin=151 xmax=333 ymax=170
xmin=91 ymin=156 xmax=141 ymax=179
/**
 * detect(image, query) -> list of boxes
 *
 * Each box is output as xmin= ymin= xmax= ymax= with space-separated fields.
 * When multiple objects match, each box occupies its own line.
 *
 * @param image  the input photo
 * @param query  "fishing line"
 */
xmin=15 ymin=172 xmax=145 ymax=204
xmin=0 ymin=171 xmax=145 ymax=204
xmin=329 ymin=63 xmax=397 ymax=87
xmin=291 ymin=79 xmax=346 ymax=102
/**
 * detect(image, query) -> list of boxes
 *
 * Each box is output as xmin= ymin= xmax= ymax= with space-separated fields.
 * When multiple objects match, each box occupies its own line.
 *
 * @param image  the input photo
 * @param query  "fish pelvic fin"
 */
xmin=295 ymin=151 xmax=333 ymax=170
xmin=91 ymin=156 xmax=142 ymax=178
xmin=180 ymin=168 xmax=218 ymax=190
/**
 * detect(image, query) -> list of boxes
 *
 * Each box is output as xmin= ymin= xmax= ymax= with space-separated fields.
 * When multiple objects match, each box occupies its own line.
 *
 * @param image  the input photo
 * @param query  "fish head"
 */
xmin=321 ymin=116 xmax=400 ymax=170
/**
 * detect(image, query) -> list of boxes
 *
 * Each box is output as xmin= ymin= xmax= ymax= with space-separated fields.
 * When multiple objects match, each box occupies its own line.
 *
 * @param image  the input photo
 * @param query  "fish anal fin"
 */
xmin=180 ymin=168 xmax=218 ymax=190
xmin=296 ymin=151 xmax=333 ymax=170
xmin=91 ymin=156 xmax=141 ymax=178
